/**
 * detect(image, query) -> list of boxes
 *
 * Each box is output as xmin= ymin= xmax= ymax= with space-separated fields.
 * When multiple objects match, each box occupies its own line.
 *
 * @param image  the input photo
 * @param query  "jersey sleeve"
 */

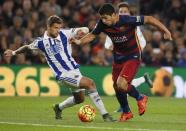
xmin=68 ymin=27 xmax=89 ymax=38
xmin=61 ymin=27 xmax=89 ymax=39
xmin=68 ymin=28 xmax=77 ymax=38
xmin=120 ymin=15 xmax=144 ymax=26
xmin=28 ymin=38 xmax=42 ymax=50
xmin=92 ymin=20 xmax=104 ymax=35
xmin=60 ymin=29 xmax=73 ymax=38
xmin=104 ymin=36 xmax=113 ymax=50
xmin=136 ymin=27 xmax=146 ymax=49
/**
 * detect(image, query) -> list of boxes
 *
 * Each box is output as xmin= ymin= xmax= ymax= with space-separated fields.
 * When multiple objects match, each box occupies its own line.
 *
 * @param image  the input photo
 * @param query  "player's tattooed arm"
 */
xmin=4 ymin=45 xmax=30 ymax=57
xmin=80 ymin=32 xmax=96 ymax=44
xmin=70 ymin=32 xmax=96 ymax=45
xmin=144 ymin=16 xmax=172 ymax=40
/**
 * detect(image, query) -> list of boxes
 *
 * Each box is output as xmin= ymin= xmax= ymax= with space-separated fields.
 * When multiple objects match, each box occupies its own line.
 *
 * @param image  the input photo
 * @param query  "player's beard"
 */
xmin=49 ymin=32 xmax=58 ymax=38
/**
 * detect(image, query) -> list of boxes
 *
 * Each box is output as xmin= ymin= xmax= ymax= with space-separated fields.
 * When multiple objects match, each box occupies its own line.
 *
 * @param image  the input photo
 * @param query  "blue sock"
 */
xmin=115 ymin=90 xmax=130 ymax=113
xmin=128 ymin=85 xmax=143 ymax=101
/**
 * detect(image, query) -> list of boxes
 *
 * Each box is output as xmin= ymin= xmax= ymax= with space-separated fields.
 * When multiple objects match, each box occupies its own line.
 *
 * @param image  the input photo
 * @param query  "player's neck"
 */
xmin=47 ymin=31 xmax=57 ymax=39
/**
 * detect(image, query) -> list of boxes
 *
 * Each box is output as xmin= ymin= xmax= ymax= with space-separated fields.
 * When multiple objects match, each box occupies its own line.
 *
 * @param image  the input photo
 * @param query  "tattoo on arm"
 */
xmin=15 ymin=45 xmax=30 ymax=54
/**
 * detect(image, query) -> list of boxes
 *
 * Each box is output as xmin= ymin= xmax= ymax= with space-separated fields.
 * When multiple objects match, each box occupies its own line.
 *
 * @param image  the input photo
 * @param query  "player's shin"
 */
xmin=115 ymin=90 xmax=130 ymax=113
xmin=87 ymin=89 xmax=116 ymax=122
xmin=127 ymin=85 xmax=143 ymax=100
xmin=87 ymin=88 xmax=108 ymax=115
xmin=58 ymin=96 xmax=76 ymax=110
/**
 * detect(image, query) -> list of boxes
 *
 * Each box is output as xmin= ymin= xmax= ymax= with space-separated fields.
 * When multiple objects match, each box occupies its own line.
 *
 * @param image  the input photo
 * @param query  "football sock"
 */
xmin=88 ymin=89 xmax=107 ymax=115
xmin=128 ymin=85 xmax=143 ymax=101
xmin=58 ymin=96 xmax=76 ymax=110
xmin=115 ymin=90 xmax=130 ymax=113
xmin=131 ymin=76 xmax=145 ymax=87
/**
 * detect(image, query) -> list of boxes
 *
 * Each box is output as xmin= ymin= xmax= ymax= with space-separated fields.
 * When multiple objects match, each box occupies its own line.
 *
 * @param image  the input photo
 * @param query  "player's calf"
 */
xmin=80 ymin=76 xmax=116 ymax=122
xmin=73 ymin=91 xmax=85 ymax=104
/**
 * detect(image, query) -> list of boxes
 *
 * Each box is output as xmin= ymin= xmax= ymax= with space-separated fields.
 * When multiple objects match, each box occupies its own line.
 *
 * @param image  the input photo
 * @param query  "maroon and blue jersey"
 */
xmin=92 ymin=15 xmax=144 ymax=63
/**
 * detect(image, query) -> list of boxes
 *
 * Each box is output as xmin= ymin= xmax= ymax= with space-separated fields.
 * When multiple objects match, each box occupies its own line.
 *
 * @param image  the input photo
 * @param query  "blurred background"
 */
xmin=0 ymin=0 xmax=186 ymax=66
xmin=0 ymin=0 xmax=186 ymax=97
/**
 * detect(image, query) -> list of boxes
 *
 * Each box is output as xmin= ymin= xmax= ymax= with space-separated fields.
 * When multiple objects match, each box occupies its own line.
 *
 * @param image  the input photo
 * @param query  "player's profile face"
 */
xmin=119 ymin=7 xmax=130 ymax=15
xmin=100 ymin=14 xmax=114 ymax=26
xmin=47 ymin=23 xmax=62 ymax=38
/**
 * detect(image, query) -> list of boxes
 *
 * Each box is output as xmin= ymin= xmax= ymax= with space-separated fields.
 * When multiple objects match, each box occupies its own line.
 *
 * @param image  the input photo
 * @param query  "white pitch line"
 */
xmin=0 ymin=121 xmax=181 ymax=131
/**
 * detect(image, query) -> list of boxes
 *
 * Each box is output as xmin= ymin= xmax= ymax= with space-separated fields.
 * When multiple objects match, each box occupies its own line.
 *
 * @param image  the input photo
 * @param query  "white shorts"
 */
xmin=58 ymin=69 xmax=84 ymax=92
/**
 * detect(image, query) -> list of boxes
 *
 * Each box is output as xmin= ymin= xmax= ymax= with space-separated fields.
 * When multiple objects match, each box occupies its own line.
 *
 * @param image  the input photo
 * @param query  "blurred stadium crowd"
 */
xmin=0 ymin=0 xmax=186 ymax=67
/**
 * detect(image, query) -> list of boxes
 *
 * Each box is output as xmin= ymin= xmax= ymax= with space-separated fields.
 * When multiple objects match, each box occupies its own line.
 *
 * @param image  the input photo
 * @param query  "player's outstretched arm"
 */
xmin=70 ymin=32 xmax=96 ymax=45
xmin=144 ymin=16 xmax=172 ymax=40
xmin=4 ymin=45 xmax=30 ymax=57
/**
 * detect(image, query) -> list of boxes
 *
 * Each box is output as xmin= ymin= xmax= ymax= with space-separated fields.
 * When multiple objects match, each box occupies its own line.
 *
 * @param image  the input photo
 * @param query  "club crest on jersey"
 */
xmin=46 ymin=43 xmax=49 ymax=47
xmin=74 ymin=75 xmax=79 ymax=78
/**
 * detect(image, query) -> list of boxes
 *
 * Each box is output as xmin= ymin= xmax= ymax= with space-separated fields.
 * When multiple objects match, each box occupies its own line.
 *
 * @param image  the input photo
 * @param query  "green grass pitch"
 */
xmin=0 ymin=96 xmax=186 ymax=131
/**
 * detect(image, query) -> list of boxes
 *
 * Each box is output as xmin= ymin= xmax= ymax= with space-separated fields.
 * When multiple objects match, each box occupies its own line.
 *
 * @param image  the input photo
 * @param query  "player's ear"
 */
xmin=112 ymin=13 xmax=116 ymax=18
xmin=47 ymin=24 xmax=50 ymax=29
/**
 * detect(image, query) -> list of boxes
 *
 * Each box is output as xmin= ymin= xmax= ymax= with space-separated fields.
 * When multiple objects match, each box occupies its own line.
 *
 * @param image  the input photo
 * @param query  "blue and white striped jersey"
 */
xmin=29 ymin=29 xmax=79 ymax=80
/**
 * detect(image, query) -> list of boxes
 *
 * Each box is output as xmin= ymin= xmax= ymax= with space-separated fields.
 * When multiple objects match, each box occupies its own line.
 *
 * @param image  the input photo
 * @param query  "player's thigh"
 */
xmin=112 ymin=63 xmax=123 ymax=84
xmin=59 ymin=69 xmax=82 ymax=88
xmin=118 ymin=59 xmax=140 ymax=84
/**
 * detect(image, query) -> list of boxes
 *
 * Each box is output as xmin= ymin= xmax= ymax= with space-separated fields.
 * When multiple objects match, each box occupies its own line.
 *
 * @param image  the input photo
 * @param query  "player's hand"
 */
xmin=69 ymin=38 xmax=81 ymax=45
xmin=75 ymin=30 xmax=87 ymax=39
xmin=4 ymin=49 xmax=14 ymax=57
xmin=164 ymin=31 xmax=172 ymax=41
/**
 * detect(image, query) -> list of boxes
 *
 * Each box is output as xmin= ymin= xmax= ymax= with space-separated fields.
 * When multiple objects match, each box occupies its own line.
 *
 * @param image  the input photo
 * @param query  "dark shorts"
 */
xmin=112 ymin=59 xmax=140 ymax=84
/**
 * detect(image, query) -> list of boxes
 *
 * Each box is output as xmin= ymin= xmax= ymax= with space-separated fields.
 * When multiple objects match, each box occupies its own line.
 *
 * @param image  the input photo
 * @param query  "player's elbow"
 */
xmin=25 ymin=45 xmax=31 ymax=51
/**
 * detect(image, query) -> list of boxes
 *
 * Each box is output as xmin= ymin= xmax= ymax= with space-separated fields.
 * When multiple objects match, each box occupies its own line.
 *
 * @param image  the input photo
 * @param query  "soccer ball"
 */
xmin=78 ymin=105 xmax=96 ymax=122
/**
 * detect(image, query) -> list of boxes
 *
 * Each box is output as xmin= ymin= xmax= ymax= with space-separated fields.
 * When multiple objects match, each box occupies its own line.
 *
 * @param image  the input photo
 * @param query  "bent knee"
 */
xmin=74 ymin=97 xmax=85 ymax=104
xmin=80 ymin=77 xmax=96 ymax=90
xmin=87 ymin=78 xmax=96 ymax=89
xmin=116 ymin=77 xmax=128 ymax=91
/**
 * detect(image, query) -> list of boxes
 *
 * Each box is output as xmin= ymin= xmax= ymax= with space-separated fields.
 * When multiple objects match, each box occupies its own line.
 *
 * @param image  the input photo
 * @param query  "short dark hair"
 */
xmin=117 ymin=2 xmax=129 ymax=9
xmin=117 ymin=2 xmax=132 ymax=15
xmin=98 ymin=3 xmax=116 ymax=16
xmin=47 ymin=15 xmax=63 ymax=27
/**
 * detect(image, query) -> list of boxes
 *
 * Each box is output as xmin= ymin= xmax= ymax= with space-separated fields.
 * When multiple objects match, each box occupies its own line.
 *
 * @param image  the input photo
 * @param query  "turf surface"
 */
xmin=0 ymin=96 xmax=186 ymax=131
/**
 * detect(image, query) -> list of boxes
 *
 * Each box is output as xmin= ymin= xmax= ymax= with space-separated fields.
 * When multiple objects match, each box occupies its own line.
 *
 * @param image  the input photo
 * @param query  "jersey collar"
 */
xmin=43 ymin=31 xmax=61 ymax=41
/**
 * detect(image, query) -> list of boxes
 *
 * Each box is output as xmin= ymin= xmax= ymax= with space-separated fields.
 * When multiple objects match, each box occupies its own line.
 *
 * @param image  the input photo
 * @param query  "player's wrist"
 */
xmin=76 ymin=39 xmax=81 ymax=45
xmin=12 ymin=51 xmax=16 ymax=56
